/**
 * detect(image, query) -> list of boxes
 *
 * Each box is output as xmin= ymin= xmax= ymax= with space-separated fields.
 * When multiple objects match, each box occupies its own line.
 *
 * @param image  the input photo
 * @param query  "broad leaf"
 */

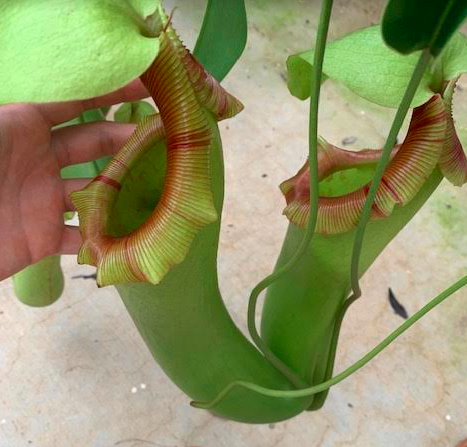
xmin=287 ymin=26 xmax=432 ymax=107
xmin=382 ymin=0 xmax=467 ymax=56
xmin=193 ymin=0 xmax=247 ymax=81
xmin=287 ymin=25 xmax=467 ymax=108
xmin=0 ymin=0 xmax=160 ymax=104
xmin=438 ymin=32 xmax=467 ymax=83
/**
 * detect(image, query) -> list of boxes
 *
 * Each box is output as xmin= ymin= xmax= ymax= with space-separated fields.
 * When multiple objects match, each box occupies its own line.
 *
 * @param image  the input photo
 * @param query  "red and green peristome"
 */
xmin=281 ymin=80 xmax=467 ymax=234
xmin=71 ymin=18 xmax=242 ymax=286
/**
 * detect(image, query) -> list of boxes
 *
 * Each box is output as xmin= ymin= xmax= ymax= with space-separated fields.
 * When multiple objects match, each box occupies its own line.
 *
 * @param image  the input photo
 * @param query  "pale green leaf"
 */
xmin=287 ymin=25 xmax=433 ymax=108
xmin=0 ymin=0 xmax=160 ymax=104
xmin=438 ymin=32 xmax=467 ymax=82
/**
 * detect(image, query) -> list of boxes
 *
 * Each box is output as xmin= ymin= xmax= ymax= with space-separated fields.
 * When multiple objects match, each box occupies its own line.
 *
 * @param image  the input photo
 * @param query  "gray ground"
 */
xmin=1 ymin=1 xmax=466 ymax=446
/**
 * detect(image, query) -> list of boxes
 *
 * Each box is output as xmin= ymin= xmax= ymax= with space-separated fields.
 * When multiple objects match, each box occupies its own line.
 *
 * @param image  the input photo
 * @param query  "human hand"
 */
xmin=0 ymin=80 xmax=149 ymax=281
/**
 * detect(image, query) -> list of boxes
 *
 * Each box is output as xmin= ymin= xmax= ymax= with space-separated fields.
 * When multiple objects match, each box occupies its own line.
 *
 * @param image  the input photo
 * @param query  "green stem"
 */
xmin=192 ymin=273 xmax=467 ymax=409
xmin=349 ymin=48 xmax=432 ymax=299
xmin=247 ymin=0 xmax=334 ymax=389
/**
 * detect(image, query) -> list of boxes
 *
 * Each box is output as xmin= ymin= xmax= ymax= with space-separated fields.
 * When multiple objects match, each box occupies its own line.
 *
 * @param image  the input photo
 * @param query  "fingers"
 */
xmin=53 ymin=121 xmax=136 ymax=168
xmin=63 ymin=178 xmax=91 ymax=210
xmin=36 ymin=79 xmax=149 ymax=126
xmin=59 ymin=225 xmax=83 ymax=255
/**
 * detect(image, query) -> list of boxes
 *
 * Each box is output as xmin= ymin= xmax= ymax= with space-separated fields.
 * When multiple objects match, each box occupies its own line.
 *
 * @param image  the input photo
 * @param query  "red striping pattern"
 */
xmin=373 ymin=95 xmax=446 ymax=217
xmin=183 ymin=53 xmax=243 ymax=121
xmin=92 ymin=175 xmax=121 ymax=191
xmin=71 ymin=11 xmax=243 ymax=286
xmin=71 ymin=114 xmax=165 ymax=270
xmin=282 ymin=94 xmax=447 ymax=234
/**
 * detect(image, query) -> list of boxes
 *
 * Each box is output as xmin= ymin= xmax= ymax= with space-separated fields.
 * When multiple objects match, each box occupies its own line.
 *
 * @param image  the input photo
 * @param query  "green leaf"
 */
xmin=0 ymin=0 xmax=160 ymax=104
xmin=382 ymin=0 xmax=467 ymax=56
xmin=287 ymin=25 xmax=467 ymax=108
xmin=114 ymin=101 xmax=156 ymax=124
xmin=438 ymin=32 xmax=467 ymax=82
xmin=193 ymin=0 xmax=247 ymax=81
xmin=287 ymin=25 xmax=432 ymax=107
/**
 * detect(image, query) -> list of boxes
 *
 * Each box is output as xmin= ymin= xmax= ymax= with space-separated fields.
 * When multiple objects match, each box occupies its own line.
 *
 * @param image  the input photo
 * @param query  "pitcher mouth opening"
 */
xmin=70 ymin=8 xmax=244 ymax=287
xmin=106 ymin=124 xmax=167 ymax=239
xmin=71 ymin=107 xmax=218 ymax=287
xmin=70 ymin=114 xmax=179 ymax=286
xmin=281 ymin=93 xmax=451 ymax=234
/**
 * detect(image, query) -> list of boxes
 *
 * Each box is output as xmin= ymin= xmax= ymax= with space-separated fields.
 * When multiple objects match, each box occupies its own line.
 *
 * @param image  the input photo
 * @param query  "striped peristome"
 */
xmin=438 ymin=78 xmax=467 ymax=186
xmin=282 ymin=93 xmax=455 ymax=234
xmin=71 ymin=8 xmax=243 ymax=286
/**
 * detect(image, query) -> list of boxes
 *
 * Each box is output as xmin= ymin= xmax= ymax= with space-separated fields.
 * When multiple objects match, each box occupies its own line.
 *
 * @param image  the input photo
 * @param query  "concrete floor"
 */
xmin=1 ymin=1 xmax=467 ymax=446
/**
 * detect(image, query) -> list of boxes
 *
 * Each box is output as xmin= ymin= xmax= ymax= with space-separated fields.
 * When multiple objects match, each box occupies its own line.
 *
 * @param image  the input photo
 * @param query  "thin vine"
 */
xmin=245 ymin=0 xmax=334 ymax=389
xmin=350 ymin=0 xmax=458 ymax=300
xmin=192 ymin=273 xmax=467 ymax=409
xmin=349 ymin=48 xmax=432 ymax=300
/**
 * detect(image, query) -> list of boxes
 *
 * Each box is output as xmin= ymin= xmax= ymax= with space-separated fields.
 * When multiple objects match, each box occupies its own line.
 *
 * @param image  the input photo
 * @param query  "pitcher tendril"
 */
xmin=244 ymin=0 xmax=335 ymax=390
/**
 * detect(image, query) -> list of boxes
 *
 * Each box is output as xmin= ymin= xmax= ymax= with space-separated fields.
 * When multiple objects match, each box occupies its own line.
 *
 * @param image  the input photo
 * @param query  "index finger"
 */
xmin=34 ymin=78 xmax=150 ymax=126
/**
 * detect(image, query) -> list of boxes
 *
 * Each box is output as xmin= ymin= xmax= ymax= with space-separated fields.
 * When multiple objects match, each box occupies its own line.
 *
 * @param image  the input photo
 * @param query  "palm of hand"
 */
xmin=0 ymin=80 xmax=148 ymax=280
xmin=0 ymin=104 xmax=68 ymax=276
